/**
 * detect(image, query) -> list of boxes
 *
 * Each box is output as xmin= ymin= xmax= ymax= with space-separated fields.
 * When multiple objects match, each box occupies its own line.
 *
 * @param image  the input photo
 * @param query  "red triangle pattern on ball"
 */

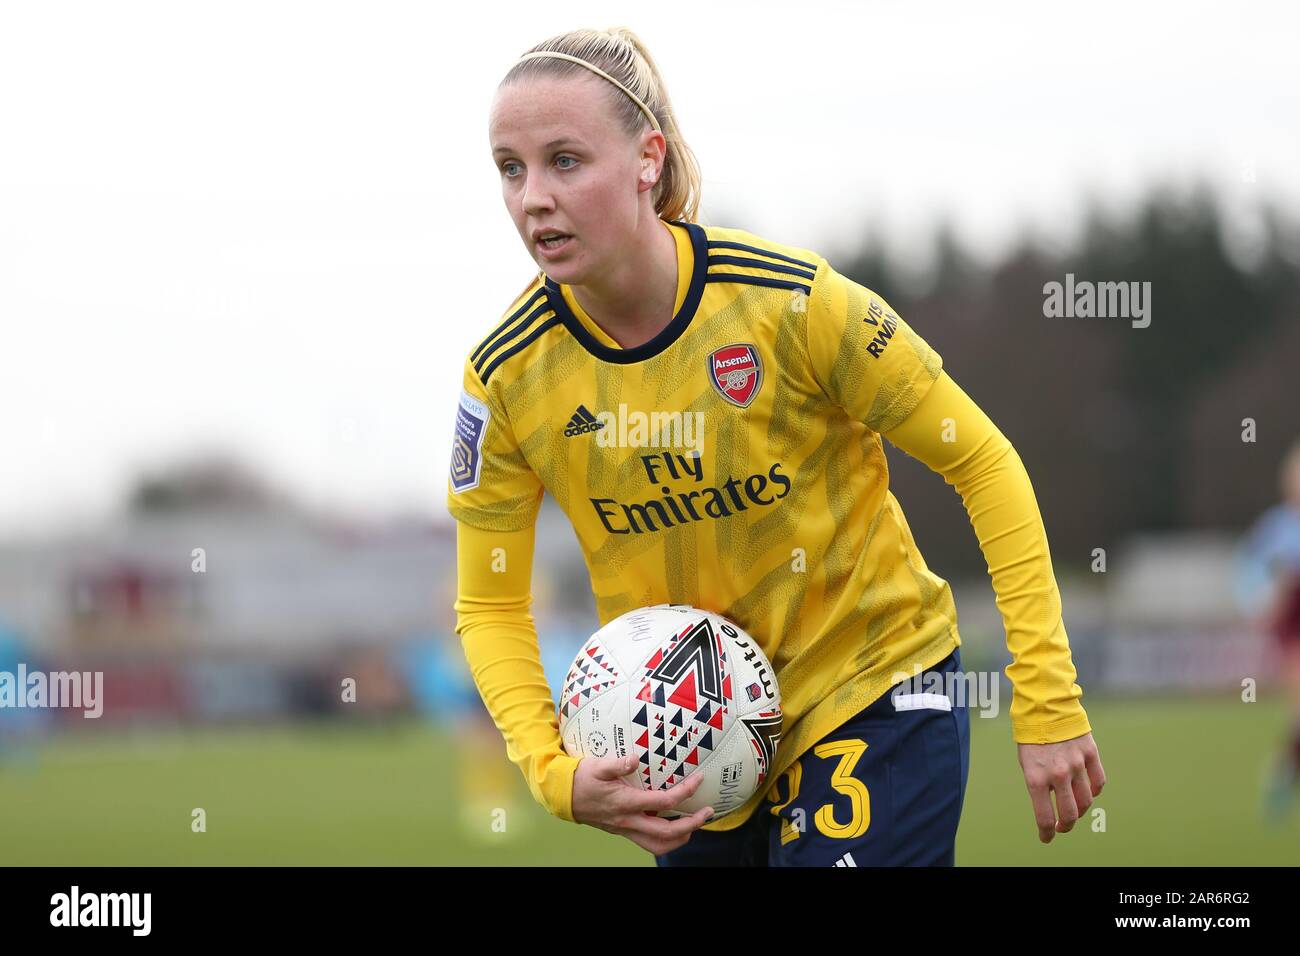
xmin=627 ymin=620 xmax=734 ymax=793
xmin=559 ymin=634 xmax=622 ymax=720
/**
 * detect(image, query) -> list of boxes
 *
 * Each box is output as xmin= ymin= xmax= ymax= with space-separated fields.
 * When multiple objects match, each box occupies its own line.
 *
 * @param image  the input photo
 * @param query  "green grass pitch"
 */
xmin=1 ymin=695 xmax=1296 ymax=865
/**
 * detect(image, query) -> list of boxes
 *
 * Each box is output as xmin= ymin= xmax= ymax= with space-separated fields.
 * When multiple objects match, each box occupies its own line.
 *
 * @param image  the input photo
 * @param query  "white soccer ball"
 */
xmin=558 ymin=604 xmax=782 ymax=819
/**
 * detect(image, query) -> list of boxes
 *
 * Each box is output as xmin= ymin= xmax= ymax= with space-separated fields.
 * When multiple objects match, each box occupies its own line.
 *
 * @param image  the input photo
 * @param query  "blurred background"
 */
xmin=2 ymin=0 xmax=1298 ymax=864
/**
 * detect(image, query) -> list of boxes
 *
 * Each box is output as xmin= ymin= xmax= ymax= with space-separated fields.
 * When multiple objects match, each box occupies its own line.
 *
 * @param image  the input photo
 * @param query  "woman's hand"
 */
xmin=1017 ymin=732 xmax=1106 ymax=843
xmin=571 ymin=754 xmax=715 ymax=855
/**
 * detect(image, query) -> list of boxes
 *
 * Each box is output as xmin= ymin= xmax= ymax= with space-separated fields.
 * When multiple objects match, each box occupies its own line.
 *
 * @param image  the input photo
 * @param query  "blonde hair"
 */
xmin=501 ymin=27 xmax=702 ymax=226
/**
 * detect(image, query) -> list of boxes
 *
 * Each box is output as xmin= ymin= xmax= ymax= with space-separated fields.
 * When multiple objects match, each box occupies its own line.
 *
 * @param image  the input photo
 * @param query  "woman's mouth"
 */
xmin=537 ymin=234 xmax=573 ymax=256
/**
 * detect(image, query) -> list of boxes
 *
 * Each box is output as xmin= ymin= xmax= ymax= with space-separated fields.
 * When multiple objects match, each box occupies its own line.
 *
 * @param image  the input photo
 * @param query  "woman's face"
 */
xmin=489 ymin=72 xmax=658 ymax=286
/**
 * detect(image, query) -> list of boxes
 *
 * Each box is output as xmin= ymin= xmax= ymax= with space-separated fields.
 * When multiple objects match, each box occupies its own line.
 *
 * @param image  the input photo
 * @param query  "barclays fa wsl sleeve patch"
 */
xmin=450 ymin=390 xmax=490 ymax=493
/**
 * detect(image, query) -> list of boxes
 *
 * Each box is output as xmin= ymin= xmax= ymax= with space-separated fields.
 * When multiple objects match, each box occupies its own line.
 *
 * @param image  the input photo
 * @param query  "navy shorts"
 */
xmin=655 ymin=646 xmax=971 ymax=867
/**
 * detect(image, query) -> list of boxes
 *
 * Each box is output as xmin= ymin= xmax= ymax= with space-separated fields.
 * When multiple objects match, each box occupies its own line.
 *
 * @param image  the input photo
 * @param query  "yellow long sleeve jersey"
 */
xmin=448 ymin=219 xmax=1091 ymax=831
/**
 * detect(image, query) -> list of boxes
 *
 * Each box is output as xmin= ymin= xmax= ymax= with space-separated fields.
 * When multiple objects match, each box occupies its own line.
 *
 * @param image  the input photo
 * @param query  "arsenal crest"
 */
xmin=708 ymin=344 xmax=763 ymax=408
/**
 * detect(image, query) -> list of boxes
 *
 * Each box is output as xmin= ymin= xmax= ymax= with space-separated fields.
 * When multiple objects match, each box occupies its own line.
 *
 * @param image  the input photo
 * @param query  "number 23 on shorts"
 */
xmin=767 ymin=738 xmax=871 ymax=843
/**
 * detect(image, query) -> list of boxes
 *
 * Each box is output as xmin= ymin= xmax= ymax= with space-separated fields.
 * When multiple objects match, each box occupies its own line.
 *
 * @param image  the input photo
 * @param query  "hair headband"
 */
xmin=514 ymin=50 xmax=662 ymax=134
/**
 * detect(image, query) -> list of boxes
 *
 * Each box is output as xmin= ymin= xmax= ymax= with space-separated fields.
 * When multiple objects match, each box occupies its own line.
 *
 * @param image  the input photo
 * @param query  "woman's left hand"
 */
xmin=1017 ymin=732 xmax=1106 ymax=843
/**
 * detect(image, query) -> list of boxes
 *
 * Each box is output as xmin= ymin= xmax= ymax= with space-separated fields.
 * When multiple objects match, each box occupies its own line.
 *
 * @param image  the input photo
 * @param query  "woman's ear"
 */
xmin=639 ymin=130 xmax=665 ymax=184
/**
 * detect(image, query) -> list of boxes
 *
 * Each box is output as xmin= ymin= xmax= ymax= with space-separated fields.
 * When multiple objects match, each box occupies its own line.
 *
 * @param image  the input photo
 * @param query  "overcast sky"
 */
xmin=2 ymin=0 xmax=1297 ymax=538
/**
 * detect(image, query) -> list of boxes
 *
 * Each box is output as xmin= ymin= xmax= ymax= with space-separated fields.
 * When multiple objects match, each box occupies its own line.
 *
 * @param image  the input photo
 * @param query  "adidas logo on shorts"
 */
xmin=832 ymin=851 xmax=857 ymax=867
xmin=564 ymin=404 xmax=606 ymax=437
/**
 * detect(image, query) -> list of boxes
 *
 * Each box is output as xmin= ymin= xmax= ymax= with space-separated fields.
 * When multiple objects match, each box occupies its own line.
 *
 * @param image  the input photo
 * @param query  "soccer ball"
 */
xmin=558 ymin=604 xmax=782 ymax=819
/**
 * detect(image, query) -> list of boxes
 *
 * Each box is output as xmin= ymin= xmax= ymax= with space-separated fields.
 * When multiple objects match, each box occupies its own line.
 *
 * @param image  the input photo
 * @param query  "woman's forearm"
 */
xmin=884 ymin=371 xmax=1092 ymax=743
xmin=455 ymin=521 xmax=581 ymax=821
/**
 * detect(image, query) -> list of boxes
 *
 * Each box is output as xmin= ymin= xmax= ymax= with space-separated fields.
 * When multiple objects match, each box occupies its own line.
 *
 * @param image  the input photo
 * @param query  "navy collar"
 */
xmin=544 ymin=220 xmax=708 ymax=364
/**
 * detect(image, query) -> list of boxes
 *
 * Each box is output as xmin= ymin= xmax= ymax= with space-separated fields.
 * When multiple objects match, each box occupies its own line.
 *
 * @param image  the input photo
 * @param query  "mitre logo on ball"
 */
xmin=708 ymin=344 xmax=763 ymax=408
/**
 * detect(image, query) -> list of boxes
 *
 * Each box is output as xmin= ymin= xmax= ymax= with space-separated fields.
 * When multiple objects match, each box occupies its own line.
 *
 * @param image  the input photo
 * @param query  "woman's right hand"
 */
xmin=571 ymin=754 xmax=715 ymax=856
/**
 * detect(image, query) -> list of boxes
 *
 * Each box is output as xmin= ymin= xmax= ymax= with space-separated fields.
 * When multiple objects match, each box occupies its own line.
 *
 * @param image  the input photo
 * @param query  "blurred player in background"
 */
xmin=448 ymin=25 xmax=1105 ymax=865
xmin=399 ymin=634 xmax=524 ymax=839
xmin=0 ymin=619 xmax=44 ymax=768
xmin=1236 ymin=438 xmax=1300 ymax=823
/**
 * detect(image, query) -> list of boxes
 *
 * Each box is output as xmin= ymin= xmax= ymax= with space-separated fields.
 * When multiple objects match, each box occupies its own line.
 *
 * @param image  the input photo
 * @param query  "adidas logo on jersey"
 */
xmin=832 ymin=851 xmax=857 ymax=867
xmin=564 ymin=404 xmax=606 ymax=437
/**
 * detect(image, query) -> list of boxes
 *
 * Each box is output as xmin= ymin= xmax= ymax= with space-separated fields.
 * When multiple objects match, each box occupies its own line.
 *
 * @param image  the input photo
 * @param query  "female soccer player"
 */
xmin=1236 ymin=438 xmax=1300 ymax=823
xmin=448 ymin=26 xmax=1105 ymax=865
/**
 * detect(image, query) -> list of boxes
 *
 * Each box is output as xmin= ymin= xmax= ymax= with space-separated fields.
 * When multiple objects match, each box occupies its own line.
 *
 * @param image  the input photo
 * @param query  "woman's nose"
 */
xmin=521 ymin=174 xmax=554 ymax=215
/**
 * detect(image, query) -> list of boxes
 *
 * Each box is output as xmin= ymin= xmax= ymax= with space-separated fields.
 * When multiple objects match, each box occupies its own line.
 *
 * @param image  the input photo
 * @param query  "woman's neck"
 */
xmin=570 ymin=217 xmax=679 ymax=350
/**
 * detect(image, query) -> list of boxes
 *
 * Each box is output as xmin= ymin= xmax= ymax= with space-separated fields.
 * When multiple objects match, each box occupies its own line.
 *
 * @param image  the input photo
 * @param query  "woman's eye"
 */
xmin=500 ymin=156 xmax=574 ymax=177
